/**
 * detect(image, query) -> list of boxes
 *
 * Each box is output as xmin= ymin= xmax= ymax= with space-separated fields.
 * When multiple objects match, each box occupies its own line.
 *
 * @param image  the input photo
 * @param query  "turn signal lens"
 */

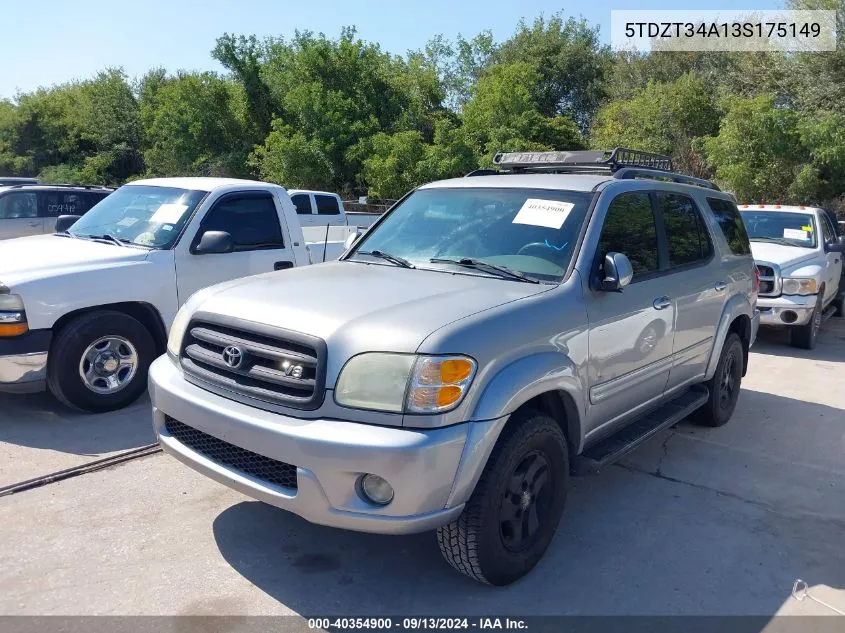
xmin=406 ymin=355 xmax=477 ymax=413
xmin=0 ymin=322 xmax=28 ymax=336
xmin=439 ymin=359 xmax=473 ymax=383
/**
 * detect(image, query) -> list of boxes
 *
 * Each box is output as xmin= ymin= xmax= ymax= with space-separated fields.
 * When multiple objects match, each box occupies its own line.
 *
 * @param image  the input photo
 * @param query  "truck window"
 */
xmin=658 ymin=193 xmax=713 ymax=267
xmin=291 ymin=194 xmax=312 ymax=215
xmin=202 ymin=194 xmax=284 ymax=251
xmin=41 ymin=191 xmax=88 ymax=217
xmin=599 ymin=192 xmax=659 ymax=278
xmin=820 ymin=213 xmax=836 ymax=245
xmin=315 ymin=194 xmax=340 ymax=215
xmin=706 ymin=197 xmax=751 ymax=255
xmin=0 ymin=192 xmax=37 ymax=219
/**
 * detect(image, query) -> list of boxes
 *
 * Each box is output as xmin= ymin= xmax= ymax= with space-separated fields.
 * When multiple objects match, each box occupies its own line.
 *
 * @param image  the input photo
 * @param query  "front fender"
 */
xmin=705 ymin=293 xmax=753 ymax=380
xmin=470 ymin=351 xmax=586 ymax=449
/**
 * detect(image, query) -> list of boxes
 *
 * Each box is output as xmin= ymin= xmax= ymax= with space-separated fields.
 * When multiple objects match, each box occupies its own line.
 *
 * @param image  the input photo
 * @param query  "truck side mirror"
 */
xmin=600 ymin=252 xmax=634 ymax=292
xmin=55 ymin=215 xmax=82 ymax=232
xmin=193 ymin=230 xmax=233 ymax=254
xmin=826 ymin=235 xmax=845 ymax=253
xmin=344 ymin=230 xmax=362 ymax=251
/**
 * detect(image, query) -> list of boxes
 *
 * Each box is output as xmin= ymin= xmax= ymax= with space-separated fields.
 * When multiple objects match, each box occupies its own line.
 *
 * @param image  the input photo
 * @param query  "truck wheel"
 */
xmin=790 ymin=294 xmax=823 ymax=350
xmin=47 ymin=310 xmax=157 ymax=413
xmin=436 ymin=410 xmax=568 ymax=586
xmin=691 ymin=333 xmax=744 ymax=428
xmin=833 ymin=294 xmax=843 ymax=317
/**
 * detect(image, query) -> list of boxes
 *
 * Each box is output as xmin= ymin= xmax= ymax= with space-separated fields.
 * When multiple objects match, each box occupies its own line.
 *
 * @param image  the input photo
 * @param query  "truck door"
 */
xmin=174 ymin=191 xmax=296 ymax=304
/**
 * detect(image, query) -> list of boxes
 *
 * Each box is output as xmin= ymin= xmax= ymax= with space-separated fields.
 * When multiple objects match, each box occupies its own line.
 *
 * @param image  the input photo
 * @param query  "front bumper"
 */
xmin=149 ymin=356 xmax=505 ymax=535
xmin=757 ymin=294 xmax=816 ymax=326
xmin=0 ymin=329 xmax=51 ymax=393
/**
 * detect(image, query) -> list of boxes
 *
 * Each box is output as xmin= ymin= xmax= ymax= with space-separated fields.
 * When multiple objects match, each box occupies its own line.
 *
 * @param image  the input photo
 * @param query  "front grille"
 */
xmin=756 ymin=263 xmax=780 ymax=297
xmin=165 ymin=417 xmax=298 ymax=490
xmin=180 ymin=317 xmax=326 ymax=409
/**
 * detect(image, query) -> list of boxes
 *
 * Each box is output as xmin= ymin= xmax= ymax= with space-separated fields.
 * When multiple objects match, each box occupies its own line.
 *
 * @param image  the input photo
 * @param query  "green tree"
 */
xmin=250 ymin=122 xmax=334 ymax=189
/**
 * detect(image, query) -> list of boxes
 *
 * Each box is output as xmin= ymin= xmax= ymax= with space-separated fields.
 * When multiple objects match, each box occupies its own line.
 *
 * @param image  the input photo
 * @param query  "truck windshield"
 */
xmin=349 ymin=187 xmax=594 ymax=282
xmin=69 ymin=185 xmax=206 ymax=249
xmin=740 ymin=211 xmax=817 ymax=249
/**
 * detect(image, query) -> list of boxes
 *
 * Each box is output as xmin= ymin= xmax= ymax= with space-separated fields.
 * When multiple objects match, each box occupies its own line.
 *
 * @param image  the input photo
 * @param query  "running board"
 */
xmin=821 ymin=304 xmax=837 ymax=323
xmin=574 ymin=385 xmax=709 ymax=475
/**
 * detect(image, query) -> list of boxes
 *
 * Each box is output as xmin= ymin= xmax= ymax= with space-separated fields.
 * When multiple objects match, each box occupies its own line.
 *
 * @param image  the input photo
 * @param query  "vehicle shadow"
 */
xmin=211 ymin=388 xmax=845 ymax=616
xmin=752 ymin=317 xmax=845 ymax=362
xmin=0 ymin=391 xmax=154 ymax=456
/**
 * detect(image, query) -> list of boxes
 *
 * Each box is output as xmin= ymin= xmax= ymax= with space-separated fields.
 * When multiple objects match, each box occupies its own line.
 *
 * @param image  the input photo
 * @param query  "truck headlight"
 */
xmin=166 ymin=288 xmax=216 ymax=358
xmin=781 ymin=278 xmax=818 ymax=296
xmin=334 ymin=353 xmax=476 ymax=414
xmin=0 ymin=293 xmax=27 ymax=336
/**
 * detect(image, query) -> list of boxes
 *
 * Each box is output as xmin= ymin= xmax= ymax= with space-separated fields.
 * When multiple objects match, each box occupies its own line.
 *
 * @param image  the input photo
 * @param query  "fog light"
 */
xmin=359 ymin=474 xmax=394 ymax=505
xmin=781 ymin=310 xmax=798 ymax=324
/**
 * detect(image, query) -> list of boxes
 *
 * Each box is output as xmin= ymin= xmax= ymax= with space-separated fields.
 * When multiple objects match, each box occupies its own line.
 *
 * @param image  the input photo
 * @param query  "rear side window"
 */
xmin=201 ymin=194 xmax=284 ymax=250
xmin=599 ymin=192 xmax=659 ymax=278
xmin=658 ymin=193 xmax=713 ymax=267
xmin=84 ymin=191 xmax=111 ymax=212
xmin=0 ymin=192 xmax=37 ymax=219
xmin=290 ymin=193 xmax=312 ymax=215
xmin=315 ymin=194 xmax=340 ymax=215
xmin=41 ymin=191 xmax=99 ymax=217
xmin=706 ymin=197 xmax=752 ymax=255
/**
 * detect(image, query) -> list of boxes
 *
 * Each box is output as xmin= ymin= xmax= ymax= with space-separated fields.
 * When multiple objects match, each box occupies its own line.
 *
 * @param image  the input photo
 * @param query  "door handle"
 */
xmin=653 ymin=296 xmax=671 ymax=310
xmin=714 ymin=280 xmax=727 ymax=292
xmin=274 ymin=261 xmax=294 ymax=271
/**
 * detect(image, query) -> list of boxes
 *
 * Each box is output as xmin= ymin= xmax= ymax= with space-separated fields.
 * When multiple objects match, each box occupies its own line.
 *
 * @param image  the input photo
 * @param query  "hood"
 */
xmin=197 ymin=260 xmax=553 ymax=354
xmin=0 ymin=234 xmax=149 ymax=287
xmin=750 ymin=242 xmax=817 ymax=268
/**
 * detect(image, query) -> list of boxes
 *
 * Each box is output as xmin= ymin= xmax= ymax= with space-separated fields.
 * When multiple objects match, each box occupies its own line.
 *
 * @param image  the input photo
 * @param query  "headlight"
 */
xmin=781 ymin=278 xmax=818 ymax=296
xmin=0 ymin=293 xmax=27 ymax=336
xmin=166 ymin=288 xmax=215 ymax=358
xmin=334 ymin=353 xmax=477 ymax=414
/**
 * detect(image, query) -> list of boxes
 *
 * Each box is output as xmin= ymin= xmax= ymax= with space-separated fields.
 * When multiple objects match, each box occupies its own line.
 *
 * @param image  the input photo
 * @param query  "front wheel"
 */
xmin=436 ymin=410 xmax=568 ymax=586
xmin=691 ymin=333 xmax=744 ymax=427
xmin=791 ymin=293 xmax=823 ymax=350
xmin=47 ymin=310 xmax=157 ymax=412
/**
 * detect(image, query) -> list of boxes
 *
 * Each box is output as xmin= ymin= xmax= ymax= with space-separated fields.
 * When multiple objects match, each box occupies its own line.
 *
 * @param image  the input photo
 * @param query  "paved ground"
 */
xmin=1 ymin=320 xmax=843 ymax=616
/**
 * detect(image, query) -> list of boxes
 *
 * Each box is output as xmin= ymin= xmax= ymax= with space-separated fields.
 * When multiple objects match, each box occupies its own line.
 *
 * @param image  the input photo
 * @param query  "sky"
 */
xmin=1 ymin=0 xmax=783 ymax=99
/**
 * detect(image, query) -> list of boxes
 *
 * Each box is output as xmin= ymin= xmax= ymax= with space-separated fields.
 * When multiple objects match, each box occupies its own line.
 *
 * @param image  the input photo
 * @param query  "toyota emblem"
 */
xmin=221 ymin=345 xmax=244 ymax=368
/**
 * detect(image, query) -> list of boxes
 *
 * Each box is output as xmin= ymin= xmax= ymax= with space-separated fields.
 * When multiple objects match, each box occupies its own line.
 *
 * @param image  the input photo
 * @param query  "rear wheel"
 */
xmin=47 ymin=310 xmax=156 ymax=412
xmin=436 ymin=410 xmax=568 ymax=586
xmin=791 ymin=293 xmax=823 ymax=350
xmin=691 ymin=333 xmax=744 ymax=427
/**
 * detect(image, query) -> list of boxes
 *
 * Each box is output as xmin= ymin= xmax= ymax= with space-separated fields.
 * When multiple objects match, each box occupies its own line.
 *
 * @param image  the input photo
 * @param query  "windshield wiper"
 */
xmin=357 ymin=250 xmax=415 ymax=268
xmin=83 ymin=233 xmax=130 ymax=247
xmin=429 ymin=257 xmax=539 ymax=283
xmin=55 ymin=230 xmax=79 ymax=239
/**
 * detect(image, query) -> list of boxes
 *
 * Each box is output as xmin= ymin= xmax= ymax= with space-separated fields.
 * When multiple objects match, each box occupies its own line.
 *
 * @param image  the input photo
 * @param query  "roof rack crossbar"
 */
xmin=492 ymin=147 xmax=674 ymax=173
xmin=7 ymin=183 xmax=114 ymax=190
xmin=612 ymin=167 xmax=721 ymax=191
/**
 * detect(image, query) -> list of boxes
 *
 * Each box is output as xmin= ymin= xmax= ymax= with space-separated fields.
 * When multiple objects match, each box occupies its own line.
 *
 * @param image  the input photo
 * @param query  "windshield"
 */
xmin=740 ymin=211 xmax=817 ymax=249
xmin=348 ymin=187 xmax=594 ymax=282
xmin=69 ymin=185 xmax=206 ymax=249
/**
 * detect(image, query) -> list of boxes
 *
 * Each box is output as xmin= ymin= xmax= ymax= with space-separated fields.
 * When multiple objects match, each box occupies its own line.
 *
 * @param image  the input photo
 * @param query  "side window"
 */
xmin=0 ymin=192 xmax=38 ymax=219
xmin=599 ymin=192 xmax=659 ymax=278
xmin=83 ymin=192 xmax=110 ymax=213
xmin=41 ymin=191 xmax=87 ymax=217
xmin=290 ymin=194 xmax=312 ymax=215
xmin=706 ymin=197 xmax=752 ymax=255
xmin=820 ymin=213 xmax=835 ymax=244
xmin=658 ymin=193 xmax=713 ymax=267
xmin=315 ymin=194 xmax=340 ymax=215
xmin=200 ymin=194 xmax=284 ymax=251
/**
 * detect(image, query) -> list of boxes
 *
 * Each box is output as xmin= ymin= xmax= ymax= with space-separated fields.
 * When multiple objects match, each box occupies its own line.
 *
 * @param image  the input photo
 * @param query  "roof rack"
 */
xmin=7 ymin=183 xmax=114 ymax=190
xmin=486 ymin=147 xmax=719 ymax=191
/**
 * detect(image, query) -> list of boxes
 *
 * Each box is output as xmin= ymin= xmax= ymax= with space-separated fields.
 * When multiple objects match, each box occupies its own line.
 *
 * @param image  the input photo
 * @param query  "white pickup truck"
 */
xmin=739 ymin=204 xmax=844 ymax=349
xmin=0 ymin=177 xmax=377 ymax=411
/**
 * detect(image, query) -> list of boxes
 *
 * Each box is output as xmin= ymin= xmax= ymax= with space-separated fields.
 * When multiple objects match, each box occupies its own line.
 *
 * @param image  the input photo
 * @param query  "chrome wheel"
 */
xmin=78 ymin=336 xmax=138 ymax=394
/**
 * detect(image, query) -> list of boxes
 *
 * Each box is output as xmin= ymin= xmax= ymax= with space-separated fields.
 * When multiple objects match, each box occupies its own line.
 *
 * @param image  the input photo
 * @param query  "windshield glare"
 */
xmin=350 ymin=187 xmax=594 ymax=281
xmin=740 ymin=211 xmax=817 ymax=249
xmin=69 ymin=185 xmax=206 ymax=249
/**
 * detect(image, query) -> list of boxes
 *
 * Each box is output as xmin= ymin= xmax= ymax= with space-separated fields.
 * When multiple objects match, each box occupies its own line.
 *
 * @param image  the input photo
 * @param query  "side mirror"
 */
xmin=193 ymin=230 xmax=233 ymax=254
xmin=55 ymin=215 xmax=82 ymax=232
xmin=826 ymin=236 xmax=845 ymax=253
xmin=600 ymin=252 xmax=634 ymax=292
xmin=344 ymin=230 xmax=362 ymax=251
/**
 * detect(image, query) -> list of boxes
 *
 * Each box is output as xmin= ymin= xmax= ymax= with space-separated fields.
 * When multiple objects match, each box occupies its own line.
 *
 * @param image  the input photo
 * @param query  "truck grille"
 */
xmin=180 ymin=317 xmax=326 ymax=410
xmin=756 ymin=263 xmax=780 ymax=297
xmin=165 ymin=417 xmax=298 ymax=490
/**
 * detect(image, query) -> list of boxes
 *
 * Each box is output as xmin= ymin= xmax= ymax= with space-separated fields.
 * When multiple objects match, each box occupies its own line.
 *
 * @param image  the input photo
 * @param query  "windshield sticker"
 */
xmin=783 ymin=228 xmax=809 ymax=240
xmin=513 ymin=199 xmax=574 ymax=229
xmin=117 ymin=217 xmax=139 ymax=227
xmin=149 ymin=203 xmax=188 ymax=224
xmin=801 ymin=225 xmax=812 ymax=232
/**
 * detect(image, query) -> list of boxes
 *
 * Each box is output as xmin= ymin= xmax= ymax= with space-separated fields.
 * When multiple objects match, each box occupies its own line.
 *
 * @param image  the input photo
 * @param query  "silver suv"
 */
xmin=149 ymin=149 xmax=759 ymax=585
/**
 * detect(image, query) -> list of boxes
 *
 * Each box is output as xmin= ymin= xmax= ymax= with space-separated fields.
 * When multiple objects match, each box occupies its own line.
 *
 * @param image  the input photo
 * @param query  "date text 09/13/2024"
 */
xmin=307 ymin=618 xmax=528 ymax=631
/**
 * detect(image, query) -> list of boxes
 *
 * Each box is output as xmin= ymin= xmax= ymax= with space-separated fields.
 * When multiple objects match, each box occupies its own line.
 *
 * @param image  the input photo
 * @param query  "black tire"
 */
xmin=47 ymin=310 xmax=157 ymax=413
xmin=790 ymin=293 xmax=823 ymax=350
xmin=833 ymin=293 xmax=844 ymax=318
xmin=436 ymin=410 xmax=569 ymax=586
xmin=691 ymin=333 xmax=744 ymax=428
